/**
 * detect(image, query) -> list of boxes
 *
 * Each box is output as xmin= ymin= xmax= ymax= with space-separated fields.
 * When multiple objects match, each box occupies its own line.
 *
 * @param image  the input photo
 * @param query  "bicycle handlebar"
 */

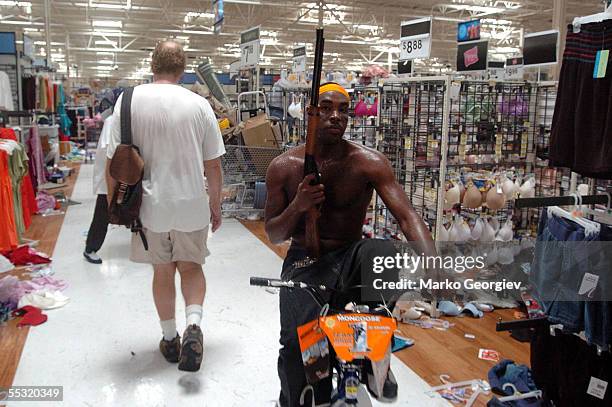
xmin=249 ymin=277 xmax=330 ymax=291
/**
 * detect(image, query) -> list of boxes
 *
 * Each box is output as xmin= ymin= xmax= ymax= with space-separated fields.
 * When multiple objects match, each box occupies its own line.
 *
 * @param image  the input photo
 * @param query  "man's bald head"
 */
xmin=151 ymin=40 xmax=186 ymax=77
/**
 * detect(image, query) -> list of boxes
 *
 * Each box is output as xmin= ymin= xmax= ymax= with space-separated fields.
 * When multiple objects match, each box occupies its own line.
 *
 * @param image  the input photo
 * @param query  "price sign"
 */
xmin=400 ymin=18 xmax=432 ymax=61
xmin=292 ymin=45 xmax=306 ymax=73
xmin=240 ymin=26 xmax=260 ymax=68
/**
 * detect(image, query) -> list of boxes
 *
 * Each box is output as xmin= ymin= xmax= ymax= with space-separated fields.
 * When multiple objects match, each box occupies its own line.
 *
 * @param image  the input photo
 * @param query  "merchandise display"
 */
xmin=0 ymin=1 xmax=610 ymax=406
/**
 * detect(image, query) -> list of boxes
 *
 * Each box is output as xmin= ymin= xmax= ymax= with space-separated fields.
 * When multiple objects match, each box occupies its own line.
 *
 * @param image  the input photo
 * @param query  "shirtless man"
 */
xmin=265 ymin=83 xmax=436 ymax=406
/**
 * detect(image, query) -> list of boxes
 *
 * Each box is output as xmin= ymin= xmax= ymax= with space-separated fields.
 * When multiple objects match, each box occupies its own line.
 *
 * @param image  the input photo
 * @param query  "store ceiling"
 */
xmin=0 ymin=0 xmax=606 ymax=81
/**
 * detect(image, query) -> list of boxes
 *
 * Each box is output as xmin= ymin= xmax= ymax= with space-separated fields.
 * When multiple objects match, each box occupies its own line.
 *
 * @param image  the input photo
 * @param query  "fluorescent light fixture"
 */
xmin=33 ymin=41 xmax=63 ymax=46
xmin=92 ymin=30 xmax=123 ymax=37
xmin=92 ymin=20 xmax=123 ymax=28
xmin=184 ymin=11 xmax=214 ymax=22
xmin=0 ymin=20 xmax=42 ymax=26
xmin=491 ymin=46 xmax=520 ymax=53
xmin=95 ymin=40 xmax=117 ymax=46
xmin=0 ymin=1 xmax=32 ymax=7
xmin=95 ymin=66 xmax=114 ymax=71
xmin=353 ymin=24 xmax=380 ymax=31
xmin=96 ymin=51 xmax=115 ymax=56
xmin=98 ymin=60 xmax=114 ymax=64
xmin=261 ymin=38 xmax=279 ymax=46
xmin=445 ymin=4 xmax=517 ymax=14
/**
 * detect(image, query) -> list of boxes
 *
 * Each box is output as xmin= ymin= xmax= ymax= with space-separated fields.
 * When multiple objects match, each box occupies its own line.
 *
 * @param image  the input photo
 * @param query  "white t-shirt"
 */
xmin=93 ymin=115 xmax=113 ymax=196
xmin=106 ymin=84 xmax=225 ymax=233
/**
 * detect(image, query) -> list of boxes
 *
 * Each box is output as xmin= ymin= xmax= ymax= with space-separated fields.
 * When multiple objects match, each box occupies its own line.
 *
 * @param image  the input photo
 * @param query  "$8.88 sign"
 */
xmin=400 ymin=35 xmax=430 ymax=60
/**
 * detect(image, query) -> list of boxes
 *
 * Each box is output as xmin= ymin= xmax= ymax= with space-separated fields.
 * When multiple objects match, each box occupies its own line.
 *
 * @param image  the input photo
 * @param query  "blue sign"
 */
xmin=458 ymin=20 xmax=480 ymax=43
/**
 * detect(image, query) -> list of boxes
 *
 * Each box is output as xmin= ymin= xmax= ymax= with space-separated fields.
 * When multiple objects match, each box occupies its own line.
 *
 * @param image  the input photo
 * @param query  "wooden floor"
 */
xmin=0 ymin=163 xmax=81 ymax=389
xmin=240 ymin=219 xmax=531 ymax=406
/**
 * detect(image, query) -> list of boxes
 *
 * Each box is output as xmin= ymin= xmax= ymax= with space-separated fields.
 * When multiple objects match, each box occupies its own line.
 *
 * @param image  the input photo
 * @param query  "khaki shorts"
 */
xmin=130 ymin=227 xmax=210 ymax=265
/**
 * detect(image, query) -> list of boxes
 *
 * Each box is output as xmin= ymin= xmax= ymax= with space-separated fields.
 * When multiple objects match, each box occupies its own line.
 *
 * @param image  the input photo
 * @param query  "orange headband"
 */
xmin=319 ymin=83 xmax=350 ymax=100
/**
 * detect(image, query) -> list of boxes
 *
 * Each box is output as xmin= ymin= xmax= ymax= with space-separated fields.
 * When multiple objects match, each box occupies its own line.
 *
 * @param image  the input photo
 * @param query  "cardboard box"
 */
xmin=59 ymin=141 xmax=71 ymax=155
xmin=241 ymin=113 xmax=278 ymax=148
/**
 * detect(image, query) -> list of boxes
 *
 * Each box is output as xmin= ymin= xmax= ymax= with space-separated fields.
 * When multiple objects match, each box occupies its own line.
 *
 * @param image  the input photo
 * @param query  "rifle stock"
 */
xmin=304 ymin=28 xmax=325 ymax=259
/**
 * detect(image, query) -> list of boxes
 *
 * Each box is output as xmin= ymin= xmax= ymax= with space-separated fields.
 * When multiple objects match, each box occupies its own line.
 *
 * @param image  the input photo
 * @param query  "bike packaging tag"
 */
xmin=108 ymin=87 xmax=148 ymax=250
xmin=297 ymin=320 xmax=331 ymax=384
xmin=297 ymin=312 xmax=397 ymax=385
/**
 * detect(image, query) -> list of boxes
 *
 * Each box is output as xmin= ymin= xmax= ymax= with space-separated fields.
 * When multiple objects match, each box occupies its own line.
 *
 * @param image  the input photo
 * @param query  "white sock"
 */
xmin=160 ymin=319 xmax=177 ymax=341
xmin=186 ymin=304 xmax=203 ymax=327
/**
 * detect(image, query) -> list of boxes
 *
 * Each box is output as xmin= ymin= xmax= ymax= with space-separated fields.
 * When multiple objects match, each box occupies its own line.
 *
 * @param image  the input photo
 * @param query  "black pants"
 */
xmin=278 ymin=239 xmax=400 ymax=407
xmin=85 ymin=194 xmax=109 ymax=253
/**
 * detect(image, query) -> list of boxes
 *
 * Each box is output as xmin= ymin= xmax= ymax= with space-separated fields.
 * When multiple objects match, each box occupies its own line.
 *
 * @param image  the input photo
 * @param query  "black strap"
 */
xmin=120 ymin=87 xmax=134 ymax=145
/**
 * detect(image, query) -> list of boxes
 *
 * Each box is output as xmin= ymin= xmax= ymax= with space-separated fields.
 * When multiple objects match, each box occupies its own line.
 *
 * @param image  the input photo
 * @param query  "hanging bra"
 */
xmin=354 ymin=98 xmax=378 ymax=117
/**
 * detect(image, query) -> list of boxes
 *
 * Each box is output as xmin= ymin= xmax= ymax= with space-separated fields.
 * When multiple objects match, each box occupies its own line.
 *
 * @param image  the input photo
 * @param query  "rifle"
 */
xmin=304 ymin=28 xmax=325 ymax=259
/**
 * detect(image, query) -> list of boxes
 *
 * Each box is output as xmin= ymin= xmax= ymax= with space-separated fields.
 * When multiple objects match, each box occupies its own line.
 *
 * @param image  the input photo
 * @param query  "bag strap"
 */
xmin=120 ymin=87 xmax=134 ymax=145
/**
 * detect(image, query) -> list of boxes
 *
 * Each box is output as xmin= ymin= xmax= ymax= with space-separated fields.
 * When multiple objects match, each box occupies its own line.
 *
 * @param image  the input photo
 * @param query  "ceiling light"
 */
xmin=184 ymin=11 xmax=214 ymax=22
xmin=353 ymin=24 xmax=380 ymax=31
xmin=96 ymin=51 xmax=114 ymax=56
xmin=0 ymin=1 xmax=31 ymax=6
xmin=95 ymin=66 xmax=114 ymax=71
xmin=92 ymin=20 xmax=123 ymax=28
xmin=98 ymin=60 xmax=114 ymax=64
xmin=445 ymin=4 xmax=508 ymax=14
xmin=92 ymin=30 xmax=123 ymax=37
xmin=95 ymin=40 xmax=117 ymax=46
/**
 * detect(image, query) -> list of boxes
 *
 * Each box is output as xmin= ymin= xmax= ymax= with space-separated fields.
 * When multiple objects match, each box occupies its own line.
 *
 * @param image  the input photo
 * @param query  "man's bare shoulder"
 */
xmin=346 ymin=141 xmax=388 ymax=167
xmin=268 ymin=145 xmax=305 ymax=179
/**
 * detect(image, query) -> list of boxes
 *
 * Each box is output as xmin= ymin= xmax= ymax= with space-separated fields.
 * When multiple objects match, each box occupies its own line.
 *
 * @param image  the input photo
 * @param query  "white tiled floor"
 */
xmin=11 ymin=164 xmax=448 ymax=406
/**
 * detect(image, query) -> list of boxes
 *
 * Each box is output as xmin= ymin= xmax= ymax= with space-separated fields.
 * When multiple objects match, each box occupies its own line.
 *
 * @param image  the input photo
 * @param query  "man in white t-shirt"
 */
xmin=106 ymin=40 xmax=225 ymax=372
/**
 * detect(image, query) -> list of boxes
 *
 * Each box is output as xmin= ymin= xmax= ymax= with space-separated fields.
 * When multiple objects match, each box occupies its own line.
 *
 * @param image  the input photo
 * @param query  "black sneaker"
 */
xmin=83 ymin=251 xmax=102 ymax=264
xmin=178 ymin=324 xmax=203 ymax=372
xmin=159 ymin=334 xmax=181 ymax=363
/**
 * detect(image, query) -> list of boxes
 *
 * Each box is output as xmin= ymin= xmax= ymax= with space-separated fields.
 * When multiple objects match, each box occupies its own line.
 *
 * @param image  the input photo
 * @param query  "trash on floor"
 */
xmin=479 ymin=348 xmax=501 ymax=362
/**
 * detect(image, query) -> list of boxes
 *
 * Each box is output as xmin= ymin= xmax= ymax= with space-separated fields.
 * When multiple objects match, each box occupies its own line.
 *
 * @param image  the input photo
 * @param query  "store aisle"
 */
xmin=11 ymin=164 xmax=447 ymax=406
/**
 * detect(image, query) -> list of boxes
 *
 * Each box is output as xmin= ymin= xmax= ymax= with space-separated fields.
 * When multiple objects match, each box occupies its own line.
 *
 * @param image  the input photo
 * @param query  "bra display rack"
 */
xmin=369 ymin=78 xmax=588 ymax=242
xmin=345 ymin=84 xmax=378 ymax=148
xmin=373 ymin=76 xmax=451 ymax=241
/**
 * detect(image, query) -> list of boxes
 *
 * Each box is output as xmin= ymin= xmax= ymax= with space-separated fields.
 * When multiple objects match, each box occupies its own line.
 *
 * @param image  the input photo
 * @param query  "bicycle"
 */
xmin=250 ymin=277 xmax=399 ymax=406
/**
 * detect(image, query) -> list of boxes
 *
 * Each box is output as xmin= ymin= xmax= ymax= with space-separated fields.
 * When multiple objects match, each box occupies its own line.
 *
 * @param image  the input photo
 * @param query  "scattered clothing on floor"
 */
xmin=12 ymin=305 xmax=47 ymax=327
xmin=391 ymin=335 xmax=414 ymax=352
xmin=488 ymin=359 xmax=543 ymax=406
xmin=0 ymin=300 xmax=11 ymax=323
xmin=0 ymin=253 xmax=14 ymax=273
xmin=437 ymin=300 xmax=484 ymax=318
xmin=15 ymin=276 xmax=68 ymax=297
xmin=18 ymin=290 xmax=69 ymax=310
xmin=0 ymin=275 xmax=23 ymax=310
xmin=1 ymin=246 xmax=52 ymax=266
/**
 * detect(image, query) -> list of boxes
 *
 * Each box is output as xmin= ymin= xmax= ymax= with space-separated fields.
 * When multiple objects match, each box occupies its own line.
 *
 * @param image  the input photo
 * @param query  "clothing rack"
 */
xmin=514 ymin=194 xmax=610 ymax=209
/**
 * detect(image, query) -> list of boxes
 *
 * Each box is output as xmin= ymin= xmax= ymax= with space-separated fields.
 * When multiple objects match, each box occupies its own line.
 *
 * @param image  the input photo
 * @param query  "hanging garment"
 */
xmin=27 ymin=126 xmax=47 ymax=187
xmin=354 ymin=97 xmax=378 ymax=117
xmin=0 ymin=71 xmax=14 ymax=110
xmin=0 ymin=149 xmax=17 ymax=251
xmin=531 ymin=209 xmax=612 ymax=348
xmin=550 ymin=20 xmax=612 ymax=178
xmin=7 ymin=143 xmax=28 ymax=238
xmin=56 ymin=84 xmax=72 ymax=136
xmin=20 ymin=171 xmax=37 ymax=229
xmin=21 ymin=76 xmax=36 ymax=110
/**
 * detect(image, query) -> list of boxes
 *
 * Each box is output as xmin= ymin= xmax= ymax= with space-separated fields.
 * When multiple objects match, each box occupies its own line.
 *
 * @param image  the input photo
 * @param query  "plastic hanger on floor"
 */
xmin=497 ymin=383 xmax=542 ymax=403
